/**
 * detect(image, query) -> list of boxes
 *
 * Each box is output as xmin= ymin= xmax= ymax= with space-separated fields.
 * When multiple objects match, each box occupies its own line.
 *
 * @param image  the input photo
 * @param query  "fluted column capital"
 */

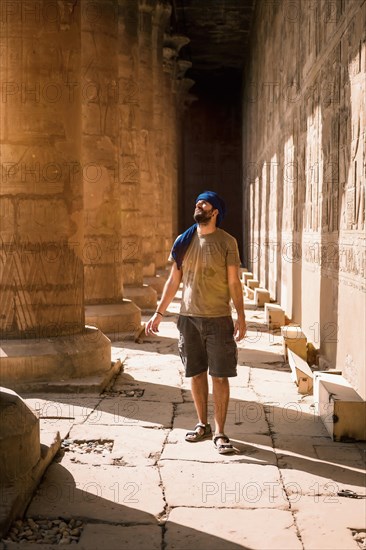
xmin=162 ymin=34 xmax=191 ymax=79
xmin=163 ymin=33 xmax=190 ymax=53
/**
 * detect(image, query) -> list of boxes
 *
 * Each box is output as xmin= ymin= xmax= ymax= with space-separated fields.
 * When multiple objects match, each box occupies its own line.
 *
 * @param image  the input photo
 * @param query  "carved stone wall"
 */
xmin=243 ymin=0 xmax=366 ymax=397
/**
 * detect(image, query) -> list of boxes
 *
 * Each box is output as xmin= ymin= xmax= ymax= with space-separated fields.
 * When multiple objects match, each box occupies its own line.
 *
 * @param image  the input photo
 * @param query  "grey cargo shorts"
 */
xmin=177 ymin=315 xmax=238 ymax=378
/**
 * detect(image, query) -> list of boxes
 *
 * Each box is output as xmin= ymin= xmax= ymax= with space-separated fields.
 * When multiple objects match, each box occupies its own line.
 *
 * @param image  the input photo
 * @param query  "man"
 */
xmin=145 ymin=191 xmax=246 ymax=454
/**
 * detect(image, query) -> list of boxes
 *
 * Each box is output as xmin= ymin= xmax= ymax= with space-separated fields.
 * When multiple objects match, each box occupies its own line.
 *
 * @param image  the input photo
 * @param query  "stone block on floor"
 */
xmin=281 ymin=325 xmax=307 ymax=361
xmin=241 ymin=272 xmax=253 ymax=285
xmin=264 ymin=304 xmax=285 ymax=329
xmin=247 ymin=279 xmax=260 ymax=290
xmin=254 ymin=288 xmax=271 ymax=307
xmin=287 ymin=349 xmax=314 ymax=395
xmin=315 ymin=374 xmax=366 ymax=442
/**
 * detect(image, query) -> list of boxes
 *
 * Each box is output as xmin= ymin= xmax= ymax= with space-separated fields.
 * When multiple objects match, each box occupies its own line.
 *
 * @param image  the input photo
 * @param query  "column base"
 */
xmin=123 ymin=284 xmax=157 ymax=312
xmin=85 ymin=300 xmax=141 ymax=340
xmin=0 ymin=388 xmax=61 ymax=538
xmin=0 ymin=327 xmax=112 ymax=392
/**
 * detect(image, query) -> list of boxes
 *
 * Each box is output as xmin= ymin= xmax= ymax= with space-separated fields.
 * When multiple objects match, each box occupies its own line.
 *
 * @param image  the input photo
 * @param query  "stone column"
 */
xmin=162 ymin=35 xmax=191 ymax=245
xmin=138 ymin=1 xmax=156 ymax=276
xmin=117 ymin=0 xmax=157 ymax=311
xmin=138 ymin=0 xmax=167 ymax=297
xmin=174 ymin=72 xmax=196 ymax=241
xmin=0 ymin=388 xmax=59 ymax=537
xmin=162 ymin=45 xmax=178 ymax=245
xmin=0 ymin=0 xmax=111 ymax=390
xmin=151 ymin=2 xmax=172 ymax=272
xmin=81 ymin=0 xmax=141 ymax=335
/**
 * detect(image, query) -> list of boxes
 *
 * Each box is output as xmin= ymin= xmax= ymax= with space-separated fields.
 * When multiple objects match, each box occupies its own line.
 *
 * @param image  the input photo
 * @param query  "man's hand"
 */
xmin=145 ymin=263 xmax=182 ymax=337
xmin=227 ymin=265 xmax=246 ymax=342
xmin=145 ymin=313 xmax=162 ymax=335
xmin=234 ymin=316 xmax=247 ymax=342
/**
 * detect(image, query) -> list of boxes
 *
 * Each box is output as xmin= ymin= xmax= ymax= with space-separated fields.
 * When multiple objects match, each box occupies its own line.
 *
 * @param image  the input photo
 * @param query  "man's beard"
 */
xmin=194 ymin=207 xmax=214 ymax=225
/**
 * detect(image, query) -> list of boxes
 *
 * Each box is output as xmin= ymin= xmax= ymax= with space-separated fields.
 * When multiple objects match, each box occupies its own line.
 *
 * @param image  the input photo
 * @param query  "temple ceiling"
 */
xmin=170 ymin=0 xmax=256 ymax=84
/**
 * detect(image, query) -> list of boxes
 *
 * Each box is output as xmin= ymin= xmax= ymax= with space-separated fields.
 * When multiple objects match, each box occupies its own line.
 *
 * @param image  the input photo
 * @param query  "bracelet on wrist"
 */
xmin=155 ymin=311 xmax=163 ymax=317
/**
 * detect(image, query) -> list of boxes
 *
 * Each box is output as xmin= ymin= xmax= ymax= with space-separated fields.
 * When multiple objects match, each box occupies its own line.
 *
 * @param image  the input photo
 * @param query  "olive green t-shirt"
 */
xmin=170 ymin=228 xmax=241 ymax=317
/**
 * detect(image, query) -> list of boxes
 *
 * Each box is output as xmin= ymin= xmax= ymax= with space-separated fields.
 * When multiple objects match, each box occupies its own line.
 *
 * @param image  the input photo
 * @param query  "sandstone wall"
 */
xmin=242 ymin=0 xmax=366 ymax=397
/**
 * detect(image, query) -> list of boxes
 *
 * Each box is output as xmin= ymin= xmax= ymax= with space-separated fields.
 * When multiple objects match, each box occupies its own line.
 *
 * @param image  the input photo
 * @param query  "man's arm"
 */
xmin=227 ymin=264 xmax=246 ymax=341
xmin=145 ymin=262 xmax=183 ymax=335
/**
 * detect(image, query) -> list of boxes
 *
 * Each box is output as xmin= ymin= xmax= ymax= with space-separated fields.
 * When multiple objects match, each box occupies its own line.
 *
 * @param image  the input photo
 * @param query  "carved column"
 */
xmin=81 ymin=0 xmax=141 ymax=335
xmin=138 ymin=0 xmax=167 ymax=296
xmin=0 ymin=0 xmax=111 ymax=389
xmin=162 ymin=35 xmax=191 ymax=245
xmin=151 ymin=2 xmax=172 ymax=272
xmin=118 ymin=0 xmax=157 ymax=310
xmin=162 ymin=45 xmax=178 ymax=245
xmin=138 ymin=1 xmax=156 ymax=276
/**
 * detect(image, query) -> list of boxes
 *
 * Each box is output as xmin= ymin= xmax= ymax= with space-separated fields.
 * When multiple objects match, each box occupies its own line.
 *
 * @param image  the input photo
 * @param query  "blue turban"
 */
xmin=171 ymin=191 xmax=226 ymax=269
xmin=196 ymin=191 xmax=226 ymax=227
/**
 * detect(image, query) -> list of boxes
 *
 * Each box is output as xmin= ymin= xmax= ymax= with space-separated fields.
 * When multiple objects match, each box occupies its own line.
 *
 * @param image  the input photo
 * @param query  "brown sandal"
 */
xmin=213 ymin=433 xmax=234 ymax=454
xmin=185 ymin=423 xmax=212 ymax=442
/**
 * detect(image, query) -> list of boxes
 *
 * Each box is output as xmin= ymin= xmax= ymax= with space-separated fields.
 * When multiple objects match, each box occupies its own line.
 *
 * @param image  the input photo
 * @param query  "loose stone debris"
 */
xmin=61 ymin=439 xmax=114 ymax=455
xmin=103 ymin=389 xmax=145 ymax=398
xmin=2 ymin=518 xmax=84 ymax=545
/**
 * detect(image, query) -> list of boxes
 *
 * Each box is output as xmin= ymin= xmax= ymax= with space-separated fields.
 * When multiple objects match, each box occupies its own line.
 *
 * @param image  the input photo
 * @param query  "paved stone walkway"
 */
xmin=2 ymin=295 xmax=366 ymax=550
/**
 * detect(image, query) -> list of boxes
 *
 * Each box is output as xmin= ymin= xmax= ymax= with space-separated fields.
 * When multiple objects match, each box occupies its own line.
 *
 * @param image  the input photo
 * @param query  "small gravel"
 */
xmin=104 ymin=389 xmax=145 ymax=397
xmin=2 ymin=518 xmax=84 ymax=545
xmin=61 ymin=439 xmax=114 ymax=455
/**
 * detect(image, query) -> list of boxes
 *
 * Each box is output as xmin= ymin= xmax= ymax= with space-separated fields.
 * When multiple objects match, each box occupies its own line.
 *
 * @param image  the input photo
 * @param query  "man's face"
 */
xmin=194 ymin=199 xmax=216 ymax=224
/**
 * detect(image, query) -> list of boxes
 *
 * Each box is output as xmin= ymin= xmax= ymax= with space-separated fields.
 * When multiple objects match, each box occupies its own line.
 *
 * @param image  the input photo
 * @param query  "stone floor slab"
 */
xmin=120 ymin=350 xmax=182 ymax=368
xmin=78 ymin=523 xmax=162 ymax=550
xmin=66 ymin=424 xmax=167 ymax=466
xmin=112 ymin=374 xmax=183 ymax=403
xmin=165 ymin=507 xmax=302 ymax=550
xmin=93 ymin=397 xmax=173 ymax=428
xmin=273 ymin=434 xmax=333 ymax=458
xmin=162 ymin=430 xmax=276 ymax=465
xmin=119 ymin=360 xmax=183 ymax=388
xmin=267 ymin=404 xmax=330 ymax=437
xmin=174 ymin=401 xmax=270 ymax=436
xmin=39 ymin=419 xmax=73 ymax=441
xmin=279 ymin=456 xmax=366 ymax=497
xmin=293 ymin=496 xmax=366 ymax=549
xmin=161 ymin=460 xmax=288 ymax=508
xmin=228 ymin=365 xmax=251 ymax=387
xmin=313 ymin=443 xmax=366 ymax=465
xmin=26 ymin=463 xmax=165 ymax=523
xmin=23 ymin=395 xmax=101 ymax=425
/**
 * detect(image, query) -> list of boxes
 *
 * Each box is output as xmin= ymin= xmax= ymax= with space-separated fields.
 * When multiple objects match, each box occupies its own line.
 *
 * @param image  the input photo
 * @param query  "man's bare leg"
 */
xmin=190 ymin=371 xmax=209 ymax=425
xmin=212 ymin=377 xmax=230 ymax=442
